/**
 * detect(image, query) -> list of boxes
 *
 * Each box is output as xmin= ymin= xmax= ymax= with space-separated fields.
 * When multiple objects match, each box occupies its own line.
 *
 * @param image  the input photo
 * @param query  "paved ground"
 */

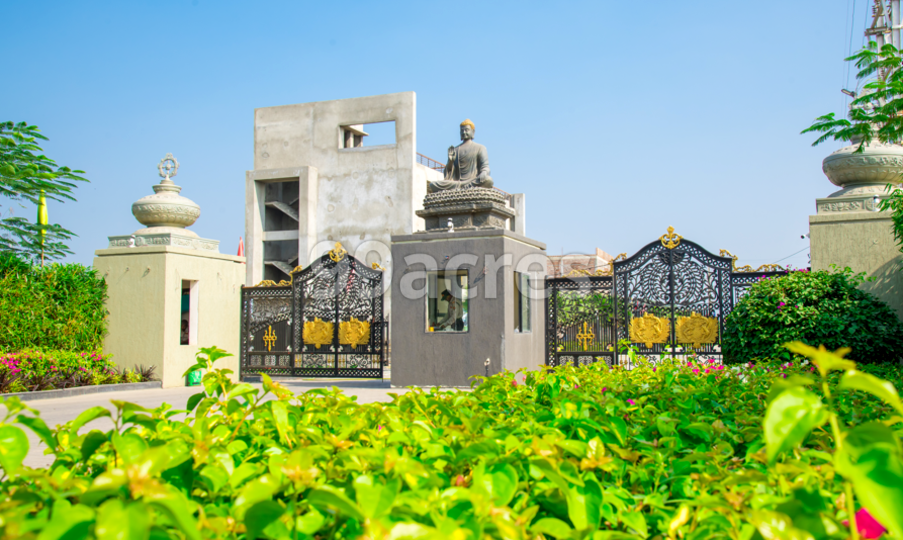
xmin=14 ymin=378 xmax=410 ymax=469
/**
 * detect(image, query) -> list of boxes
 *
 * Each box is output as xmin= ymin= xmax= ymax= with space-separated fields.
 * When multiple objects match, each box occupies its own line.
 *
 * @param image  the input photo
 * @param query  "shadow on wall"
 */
xmin=864 ymin=256 xmax=903 ymax=319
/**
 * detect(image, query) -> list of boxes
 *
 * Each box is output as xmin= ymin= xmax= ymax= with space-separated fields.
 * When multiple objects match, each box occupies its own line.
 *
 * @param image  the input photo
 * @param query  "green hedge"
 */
xmin=0 ymin=346 xmax=901 ymax=538
xmin=723 ymin=267 xmax=903 ymax=364
xmin=0 ymin=253 xmax=107 ymax=352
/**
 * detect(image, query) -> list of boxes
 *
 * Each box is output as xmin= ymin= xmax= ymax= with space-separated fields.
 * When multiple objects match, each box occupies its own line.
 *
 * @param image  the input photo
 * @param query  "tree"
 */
xmin=0 ymin=121 xmax=88 ymax=261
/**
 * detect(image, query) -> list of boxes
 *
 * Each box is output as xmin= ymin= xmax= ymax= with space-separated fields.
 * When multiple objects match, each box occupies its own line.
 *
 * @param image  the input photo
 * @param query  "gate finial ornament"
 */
xmin=329 ymin=242 xmax=347 ymax=262
xmin=660 ymin=226 xmax=682 ymax=249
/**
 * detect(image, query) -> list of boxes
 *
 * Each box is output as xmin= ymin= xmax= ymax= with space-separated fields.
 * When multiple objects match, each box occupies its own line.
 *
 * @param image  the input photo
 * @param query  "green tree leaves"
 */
xmin=0 ymin=425 xmax=27 ymax=475
xmin=0 ymin=122 xmax=88 ymax=261
xmin=834 ymin=422 xmax=903 ymax=538
xmin=764 ymin=386 xmax=828 ymax=465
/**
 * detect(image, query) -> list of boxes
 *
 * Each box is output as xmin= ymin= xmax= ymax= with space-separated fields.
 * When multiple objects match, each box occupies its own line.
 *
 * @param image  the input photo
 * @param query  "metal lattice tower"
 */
xmin=865 ymin=0 xmax=901 ymax=52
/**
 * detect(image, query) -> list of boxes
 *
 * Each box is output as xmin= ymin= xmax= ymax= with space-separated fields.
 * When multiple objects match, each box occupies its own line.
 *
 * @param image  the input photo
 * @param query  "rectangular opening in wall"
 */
xmin=264 ymin=180 xmax=300 ymax=232
xmin=514 ymin=272 xmax=532 ymax=333
xmin=340 ymin=121 xmax=396 ymax=148
xmin=426 ymin=270 xmax=469 ymax=333
xmin=263 ymin=240 xmax=298 ymax=282
xmin=181 ymin=280 xmax=199 ymax=345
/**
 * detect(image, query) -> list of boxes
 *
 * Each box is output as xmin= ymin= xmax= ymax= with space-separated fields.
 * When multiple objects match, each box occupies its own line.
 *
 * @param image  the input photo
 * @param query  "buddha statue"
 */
xmin=427 ymin=119 xmax=494 ymax=193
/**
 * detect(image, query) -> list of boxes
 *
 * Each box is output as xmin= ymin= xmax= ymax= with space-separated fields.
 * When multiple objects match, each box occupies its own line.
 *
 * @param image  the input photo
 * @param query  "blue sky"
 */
xmin=0 ymin=0 xmax=871 ymax=270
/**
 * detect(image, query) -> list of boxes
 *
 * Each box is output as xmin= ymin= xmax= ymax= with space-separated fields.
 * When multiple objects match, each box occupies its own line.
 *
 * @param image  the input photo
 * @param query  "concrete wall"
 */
xmin=810 ymin=211 xmax=903 ymax=317
xmin=390 ymin=229 xmax=546 ymax=387
xmin=249 ymin=92 xmax=426 ymax=286
xmin=94 ymin=246 xmax=245 ymax=388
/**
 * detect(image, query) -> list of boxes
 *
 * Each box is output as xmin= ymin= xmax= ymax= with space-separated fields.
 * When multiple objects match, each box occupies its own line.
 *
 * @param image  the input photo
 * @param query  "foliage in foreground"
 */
xmin=0 ymin=350 xmax=155 ymax=393
xmin=0 ymin=252 xmax=108 ymax=352
xmin=723 ymin=266 xmax=903 ymax=364
xmin=0 ymin=121 xmax=88 ymax=261
xmin=0 ymin=346 xmax=901 ymax=539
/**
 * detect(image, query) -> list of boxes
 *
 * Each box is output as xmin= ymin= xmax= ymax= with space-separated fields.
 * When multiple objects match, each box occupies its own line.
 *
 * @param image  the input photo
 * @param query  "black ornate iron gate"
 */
xmin=240 ymin=243 xmax=385 ymax=379
xmin=546 ymin=227 xmax=786 ymax=367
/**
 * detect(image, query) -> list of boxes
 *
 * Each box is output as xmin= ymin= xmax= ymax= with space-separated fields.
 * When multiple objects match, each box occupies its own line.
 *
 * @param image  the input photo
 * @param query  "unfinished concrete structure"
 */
xmin=245 ymin=92 xmax=526 ymax=289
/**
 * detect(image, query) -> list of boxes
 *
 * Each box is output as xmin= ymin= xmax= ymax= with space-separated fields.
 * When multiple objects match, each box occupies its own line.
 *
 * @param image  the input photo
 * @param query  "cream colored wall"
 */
xmin=809 ymin=212 xmax=903 ymax=318
xmin=94 ymin=246 xmax=245 ymax=388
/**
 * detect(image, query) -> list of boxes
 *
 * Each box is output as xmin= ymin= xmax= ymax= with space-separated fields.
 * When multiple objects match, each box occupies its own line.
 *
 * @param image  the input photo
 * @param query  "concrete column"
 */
xmin=809 ymin=211 xmax=903 ymax=318
xmin=297 ymin=166 xmax=319 ymax=266
xmin=245 ymin=172 xmax=266 ymax=285
xmin=510 ymin=193 xmax=526 ymax=236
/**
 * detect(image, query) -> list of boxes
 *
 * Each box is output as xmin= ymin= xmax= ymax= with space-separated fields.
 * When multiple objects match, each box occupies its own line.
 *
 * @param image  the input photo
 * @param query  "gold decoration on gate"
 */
xmin=676 ymin=312 xmax=719 ymax=348
xmin=339 ymin=317 xmax=371 ymax=348
xmin=329 ymin=242 xmax=347 ymax=262
xmin=719 ymin=249 xmax=785 ymax=273
xmin=371 ymin=262 xmax=385 ymax=271
xmin=263 ymin=325 xmax=278 ymax=352
xmin=562 ymin=253 xmax=627 ymax=277
xmin=576 ymin=322 xmax=595 ymax=351
xmin=660 ymin=226 xmax=682 ymax=249
xmin=303 ymin=318 xmax=334 ymax=349
xmin=252 ymin=279 xmax=292 ymax=287
xmin=629 ymin=313 xmax=671 ymax=348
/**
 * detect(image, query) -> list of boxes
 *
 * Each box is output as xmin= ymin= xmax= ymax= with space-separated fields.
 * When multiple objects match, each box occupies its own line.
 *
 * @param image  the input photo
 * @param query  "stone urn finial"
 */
xmin=131 ymin=154 xmax=201 ymax=231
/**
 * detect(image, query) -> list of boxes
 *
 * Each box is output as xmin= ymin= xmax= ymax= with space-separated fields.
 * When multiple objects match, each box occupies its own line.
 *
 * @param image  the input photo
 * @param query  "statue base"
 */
xmin=415 ymin=188 xmax=515 ymax=233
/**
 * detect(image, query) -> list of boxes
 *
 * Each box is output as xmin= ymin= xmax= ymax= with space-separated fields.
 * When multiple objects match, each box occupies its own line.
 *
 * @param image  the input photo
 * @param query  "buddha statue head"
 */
xmin=460 ymin=119 xmax=475 ymax=141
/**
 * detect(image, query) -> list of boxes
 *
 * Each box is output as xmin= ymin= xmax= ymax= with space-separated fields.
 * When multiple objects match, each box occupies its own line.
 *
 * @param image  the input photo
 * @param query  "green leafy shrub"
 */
xmin=0 ymin=346 xmax=900 ymax=538
xmin=723 ymin=267 xmax=903 ymax=364
xmin=0 ymin=252 xmax=107 ymax=351
xmin=0 ymin=350 xmax=155 ymax=393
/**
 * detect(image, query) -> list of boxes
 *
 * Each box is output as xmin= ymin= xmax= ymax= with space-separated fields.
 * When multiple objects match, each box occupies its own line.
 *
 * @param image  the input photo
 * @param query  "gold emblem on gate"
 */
xmin=629 ymin=313 xmax=671 ymax=348
xmin=676 ymin=312 xmax=718 ymax=348
xmin=660 ymin=226 xmax=682 ymax=250
xmin=576 ymin=322 xmax=595 ymax=351
xmin=329 ymin=242 xmax=347 ymax=262
xmin=303 ymin=318 xmax=334 ymax=349
xmin=339 ymin=317 xmax=371 ymax=348
xmin=263 ymin=325 xmax=277 ymax=352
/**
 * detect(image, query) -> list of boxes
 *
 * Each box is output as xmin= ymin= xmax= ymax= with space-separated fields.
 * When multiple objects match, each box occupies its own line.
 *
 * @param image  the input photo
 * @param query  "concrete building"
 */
xmin=95 ymin=156 xmax=244 ymax=387
xmin=245 ymin=92 xmax=526 ymax=291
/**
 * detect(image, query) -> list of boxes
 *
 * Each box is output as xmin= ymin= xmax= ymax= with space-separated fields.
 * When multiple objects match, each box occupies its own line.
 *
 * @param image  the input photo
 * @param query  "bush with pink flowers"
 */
xmin=723 ymin=266 xmax=903 ymax=365
xmin=0 ymin=349 xmax=155 ymax=393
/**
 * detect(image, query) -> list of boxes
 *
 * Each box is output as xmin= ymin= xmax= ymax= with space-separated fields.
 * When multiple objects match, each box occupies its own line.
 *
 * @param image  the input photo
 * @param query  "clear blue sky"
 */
xmin=1 ymin=0 xmax=870 ymax=270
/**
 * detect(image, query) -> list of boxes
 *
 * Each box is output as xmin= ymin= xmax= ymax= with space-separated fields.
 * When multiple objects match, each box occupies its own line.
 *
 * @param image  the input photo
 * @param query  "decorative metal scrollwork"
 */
xmin=675 ymin=312 xmax=718 ymax=348
xmin=263 ymin=325 xmax=277 ymax=351
xmin=629 ymin=313 xmax=671 ymax=348
xmin=303 ymin=318 xmax=334 ymax=349
xmin=252 ymin=279 xmax=291 ymax=287
xmin=660 ymin=226 xmax=682 ymax=250
xmin=329 ymin=242 xmax=347 ymax=262
xmin=576 ymin=322 xmax=594 ymax=351
xmin=339 ymin=317 xmax=371 ymax=348
xmin=719 ymin=249 xmax=785 ymax=273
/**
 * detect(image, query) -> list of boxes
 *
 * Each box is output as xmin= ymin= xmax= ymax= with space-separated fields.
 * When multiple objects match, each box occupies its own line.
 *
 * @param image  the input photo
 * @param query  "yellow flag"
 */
xmin=37 ymin=189 xmax=48 ymax=248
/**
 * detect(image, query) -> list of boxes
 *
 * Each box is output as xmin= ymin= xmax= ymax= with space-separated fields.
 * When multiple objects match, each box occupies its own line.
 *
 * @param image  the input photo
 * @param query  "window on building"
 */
xmin=514 ymin=272 xmax=531 ymax=333
xmin=181 ymin=280 xmax=199 ymax=345
xmin=426 ymin=270 xmax=469 ymax=333
xmin=339 ymin=121 xmax=396 ymax=148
